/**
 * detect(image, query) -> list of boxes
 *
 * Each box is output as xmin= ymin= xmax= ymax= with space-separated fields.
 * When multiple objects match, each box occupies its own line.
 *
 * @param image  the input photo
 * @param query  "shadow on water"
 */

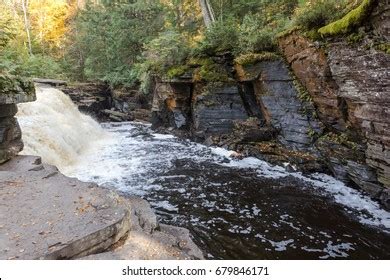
xmin=65 ymin=122 xmax=390 ymax=260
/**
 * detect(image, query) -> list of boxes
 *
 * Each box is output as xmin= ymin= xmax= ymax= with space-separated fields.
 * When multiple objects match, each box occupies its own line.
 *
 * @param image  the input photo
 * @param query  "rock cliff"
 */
xmin=278 ymin=1 xmax=390 ymax=209
xmin=0 ymin=74 xmax=36 ymax=164
xmin=151 ymin=1 xmax=390 ymax=209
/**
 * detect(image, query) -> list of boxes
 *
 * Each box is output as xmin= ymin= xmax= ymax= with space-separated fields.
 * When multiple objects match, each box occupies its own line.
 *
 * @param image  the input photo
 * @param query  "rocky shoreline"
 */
xmin=0 ymin=155 xmax=203 ymax=260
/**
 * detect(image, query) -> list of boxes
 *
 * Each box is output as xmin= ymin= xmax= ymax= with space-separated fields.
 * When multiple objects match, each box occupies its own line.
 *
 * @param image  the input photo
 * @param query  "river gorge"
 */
xmin=15 ymin=86 xmax=390 ymax=260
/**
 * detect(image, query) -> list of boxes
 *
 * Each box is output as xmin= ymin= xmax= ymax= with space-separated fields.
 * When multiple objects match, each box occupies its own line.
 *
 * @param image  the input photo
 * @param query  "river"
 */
xmin=18 ymin=86 xmax=390 ymax=259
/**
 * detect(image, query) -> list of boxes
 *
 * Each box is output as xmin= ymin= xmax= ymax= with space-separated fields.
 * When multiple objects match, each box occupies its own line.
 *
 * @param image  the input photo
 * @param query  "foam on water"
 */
xmin=61 ymin=121 xmax=390 ymax=230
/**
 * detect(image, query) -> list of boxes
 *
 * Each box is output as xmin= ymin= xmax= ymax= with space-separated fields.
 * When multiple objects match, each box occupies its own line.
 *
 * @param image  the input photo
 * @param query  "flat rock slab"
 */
xmin=84 ymin=196 xmax=204 ymax=260
xmin=0 ymin=156 xmax=130 ymax=260
xmin=83 ymin=224 xmax=204 ymax=260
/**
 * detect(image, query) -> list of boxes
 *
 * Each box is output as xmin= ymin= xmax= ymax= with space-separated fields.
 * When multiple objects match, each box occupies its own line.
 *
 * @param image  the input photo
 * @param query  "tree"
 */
xmin=65 ymin=0 xmax=165 ymax=84
xmin=21 ymin=0 xmax=32 ymax=55
xmin=199 ymin=0 xmax=215 ymax=27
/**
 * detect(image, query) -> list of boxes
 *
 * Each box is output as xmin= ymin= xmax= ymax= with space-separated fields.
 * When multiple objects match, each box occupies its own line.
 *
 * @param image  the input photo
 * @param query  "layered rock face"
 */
xmin=278 ymin=2 xmax=390 ymax=207
xmin=55 ymin=81 xmax=151 ymax=122
xmin=0 ymin=74 xmax=36 ymax=163
xmin=192 ymin=84 xmax=249 ymax=137
xmin=151 ymin=80 xmax=193 ymax=130
xmin=151 ymin=2 xmax=390 ymax=209
xmin=151 ymin=59 xmax=323 ymax=170
xmin=236 ymin=60 xmax=321 ymax=151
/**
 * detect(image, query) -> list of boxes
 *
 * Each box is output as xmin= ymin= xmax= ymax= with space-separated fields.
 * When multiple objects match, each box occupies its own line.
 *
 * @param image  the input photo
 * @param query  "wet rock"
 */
xmin=0 ymin=117 xmax=23 ymax=164
xmin=328 ymin=42 xmax=390 ymax=195
xmin=236 ymin=141 xmax=324 ymax=173
xmin=236 ymin=60 xmax=322 ymax=151
xmin=0 ymin=104 xmax=17 ymax=118
xmin=380 ymin=189 xmax=390 ymax=210
xmin=111 ymin=88 xmax=152 ymax=122
xmin=101 ymin=109 xmax=134 ymax=122
xmin=370 ymin=0 xmax=390 ymax=40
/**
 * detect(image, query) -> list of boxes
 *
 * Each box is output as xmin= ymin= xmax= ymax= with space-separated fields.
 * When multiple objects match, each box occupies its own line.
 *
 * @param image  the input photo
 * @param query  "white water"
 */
xmin=17 ymin=85 xmax=109 ymax=170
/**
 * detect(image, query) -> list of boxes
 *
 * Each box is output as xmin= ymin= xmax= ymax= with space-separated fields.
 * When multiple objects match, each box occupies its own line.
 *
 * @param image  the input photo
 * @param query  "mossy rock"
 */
xmin=318 ymin=0 xmax=376 ymax=37
xmin=0 ymin=74 xmax=36 ymax=104
xmin=234 ymin=52 xmax=280 ymax=66
xmin=193 ymin=58 xmax=233 ymax=83
xmin=166 ymin=65 xmax=191 ymax=79
xmin=275 ymin=27 xmax=301 ymax=40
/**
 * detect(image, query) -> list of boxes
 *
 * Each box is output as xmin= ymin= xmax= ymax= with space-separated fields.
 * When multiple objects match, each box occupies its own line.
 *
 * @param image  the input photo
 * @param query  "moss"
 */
xmin=318 ymin=0 xmax=375 ymax=37
xmin=320 ymin=132 xmax=358 ymax=150
xmin=234 ymin=52 xmax=280 ymax=66
xmin=276 ymin=26 xmax=301 ymax=39
xmin=166 ymin=65 xmax=190 ymax=79
xmin=187 ymin=57 xmax=211 ymax=67
xmin=304 ymin=29 xmax=322 ymax=41
xmin=375 ymin=43 xmax=390 ymax=55
xmin=193 ymin=59 xmax=232 ymax=83
xmin=307 ymin=127 xmax=320 ymax=141
xmin=293 ymin=78 xmax=313 ymax=103
xmin=347 ymin=32 xmax=365 ymax=44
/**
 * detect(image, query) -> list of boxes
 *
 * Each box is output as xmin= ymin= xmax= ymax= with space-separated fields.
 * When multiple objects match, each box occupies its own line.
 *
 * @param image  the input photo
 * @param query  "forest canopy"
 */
xmin=0 ymin=0 xmax=364 ymax=88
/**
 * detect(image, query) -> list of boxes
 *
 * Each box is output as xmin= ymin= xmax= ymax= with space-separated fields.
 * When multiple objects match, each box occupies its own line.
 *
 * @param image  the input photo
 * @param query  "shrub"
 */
xmin=0 ymin=48 xmax=63 ymax=79
xmin=143 ymin=30 xmax=191 ymax=73
xmin=237 ymin=14 xmax=276 ymax=53
xmin=293 ymin=0 xmax=352 ymax=31
xmin=196 ymin=19 xmax=239 ymax=55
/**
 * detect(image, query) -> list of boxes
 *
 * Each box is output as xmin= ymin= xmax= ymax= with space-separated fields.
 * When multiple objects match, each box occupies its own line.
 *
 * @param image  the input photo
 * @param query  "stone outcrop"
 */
xmin=0 ymin=74 xmax=36 ymax=164
xmin=151 ymin=80 xmax=193 ymax=130
xmin=38 ymin=81 xmax=152 ymax=122
xmin=277 ymin=1 xmax=390 ymax=208
xmin=83 ymin=197 xmax=203 ymax=260
xmin=59 ymin=82 xmax=111 ymax=121
xmin=0 ymin=156 xmax=203 ymax=260
xmin=151 ymin=59 xmax=324 ymax=171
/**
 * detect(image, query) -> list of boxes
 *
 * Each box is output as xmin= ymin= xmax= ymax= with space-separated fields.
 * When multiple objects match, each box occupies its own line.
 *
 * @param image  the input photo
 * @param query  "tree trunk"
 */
xmin=199 ymin=0 xmax=215 ymax=28
xmin=21 ymin=0 xmax=33 ymax=56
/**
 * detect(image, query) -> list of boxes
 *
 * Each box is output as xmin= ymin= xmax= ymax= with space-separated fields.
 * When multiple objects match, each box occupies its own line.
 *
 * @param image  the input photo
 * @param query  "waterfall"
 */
xmin=17 ymin=85 xmax=110 ymax=170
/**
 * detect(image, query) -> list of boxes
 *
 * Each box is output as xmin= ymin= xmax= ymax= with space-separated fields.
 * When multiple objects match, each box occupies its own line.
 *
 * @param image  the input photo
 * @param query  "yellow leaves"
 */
xmin=28 ymin=0 xmax=72 ymax=54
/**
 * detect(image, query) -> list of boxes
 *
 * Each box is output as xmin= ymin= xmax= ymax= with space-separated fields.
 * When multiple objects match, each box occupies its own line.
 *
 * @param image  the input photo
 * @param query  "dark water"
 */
xmin=65 ymin=122 xmax=390 ymax=260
